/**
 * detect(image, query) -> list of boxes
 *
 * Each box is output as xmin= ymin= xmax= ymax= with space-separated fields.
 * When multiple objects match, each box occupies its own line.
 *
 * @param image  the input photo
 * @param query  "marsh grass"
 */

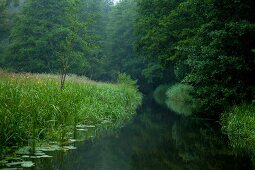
xmin=221 ymin=104 xmax=255 ymax=154
xmin=0 ymin=71 xmax=142 ymax=158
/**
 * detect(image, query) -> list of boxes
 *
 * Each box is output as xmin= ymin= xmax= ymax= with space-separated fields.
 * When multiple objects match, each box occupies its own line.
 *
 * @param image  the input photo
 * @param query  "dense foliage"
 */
xmin=135 ymin=0 xmax=255 ymax=115
xmin=221 ymin=104 xmax=255 ymax=154
xmin=7 ymin=0 xmax=88 ymax=73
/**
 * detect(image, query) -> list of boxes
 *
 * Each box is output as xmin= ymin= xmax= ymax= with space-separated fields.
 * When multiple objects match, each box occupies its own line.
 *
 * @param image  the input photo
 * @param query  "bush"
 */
xmin=165 ymin=83 xmax=199 ymax=116
xmin=221 ymin=104 xmax=255 ymax=154
xmin=116 ymin=72 xmax=138 ymax=88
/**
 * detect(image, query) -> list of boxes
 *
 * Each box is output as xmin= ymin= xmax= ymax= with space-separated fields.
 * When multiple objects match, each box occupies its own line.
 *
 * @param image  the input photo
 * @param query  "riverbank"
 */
xmin=153 ymin=83 xmax=255 ymax=159
xmin=221 ymin=104 xmax=255 ymax=155
xmin=0 ymin=71 xmax=142 ymax=160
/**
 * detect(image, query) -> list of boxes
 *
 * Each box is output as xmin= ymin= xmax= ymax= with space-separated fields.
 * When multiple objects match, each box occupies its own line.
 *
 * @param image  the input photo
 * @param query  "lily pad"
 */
xmin=30 ymin=154 xmax=52 ymax=159
xmin=37 ymin=155 xmax=53 ymax=158
xmin=76 ymin=124 xmax=95 ymax=128
xmin=34 ymin=151 xmax=45 ymax=156
xmin=21 ymin=155 xmax=30 ymax=158
xmin=6 ymin=162 xmax=23 ymax=167
xmin=77 ymin=128 xmax=88 ymax=131
xmin=21 ymin=161 xmax=34 ymax=168
xmin=69 ymin=139 xmax=77 ymax=143
xmin=64 ymin=146 xmax=77 ymax=150
xmin=36 ymin=145 xmax=61 ymax=152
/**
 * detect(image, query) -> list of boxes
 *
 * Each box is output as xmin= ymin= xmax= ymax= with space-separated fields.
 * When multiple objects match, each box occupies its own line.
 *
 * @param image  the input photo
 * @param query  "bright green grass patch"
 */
xmin=0 ymin=71 xmax=142 ymax=157
xmin=165 ymin=83 xmax=199 ymax=116
xmin=221 ymin=104 xmax=255 ymax=154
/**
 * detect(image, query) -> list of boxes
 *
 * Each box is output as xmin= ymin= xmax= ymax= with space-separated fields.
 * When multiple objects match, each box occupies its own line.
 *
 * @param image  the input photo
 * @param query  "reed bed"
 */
xmin=0 ymin=71 xmax=142 ymax=158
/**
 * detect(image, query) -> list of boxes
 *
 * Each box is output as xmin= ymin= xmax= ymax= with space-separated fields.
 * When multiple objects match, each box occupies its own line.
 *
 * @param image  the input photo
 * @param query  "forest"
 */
xmin=0 ymin=0 xmax=255 ymax=168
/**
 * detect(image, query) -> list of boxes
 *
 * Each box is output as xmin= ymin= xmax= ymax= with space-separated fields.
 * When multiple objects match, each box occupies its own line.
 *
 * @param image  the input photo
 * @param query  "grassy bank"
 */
xmin=221 ymin=104 xmax=255 ymax=154
xmin=0 ymin=71 xmax=142 ymax=158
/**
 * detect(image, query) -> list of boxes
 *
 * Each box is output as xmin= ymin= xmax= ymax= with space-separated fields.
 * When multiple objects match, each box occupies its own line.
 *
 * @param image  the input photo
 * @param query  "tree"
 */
xmin=134 ymin=0 xmax=185 ymax=86
xmin=183 ymin=0 xmax=255 ymax=113
xmin=7 ymin=0 xmax=88 ymax=77
xmin=135 ymin=0 xmax=255 ymax=115
xmin=76 ymin=0 xmax=114 ymax=79
xmin=105 ymin=0 xmax=142 ymax=79
xmin=0 ymin=0 xmax=12 ymax=67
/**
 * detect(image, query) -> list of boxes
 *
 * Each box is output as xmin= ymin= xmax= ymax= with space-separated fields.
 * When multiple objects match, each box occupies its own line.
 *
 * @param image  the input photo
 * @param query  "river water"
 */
xmin=31 ymin=100 xmax=252 ymax=170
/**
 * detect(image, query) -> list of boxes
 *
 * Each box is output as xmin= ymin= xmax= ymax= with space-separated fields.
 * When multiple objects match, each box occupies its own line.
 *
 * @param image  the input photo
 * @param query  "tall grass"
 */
xmin=221 ymin=104 xmax=255 ymax=154
xmin=165 ymin=84 xmax=199 ymax=116
xmin=0 ymin=71 xmax=142 ymax=157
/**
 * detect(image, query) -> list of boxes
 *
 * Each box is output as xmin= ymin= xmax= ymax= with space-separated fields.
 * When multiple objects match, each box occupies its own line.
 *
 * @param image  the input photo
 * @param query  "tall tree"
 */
xmin=77 ymin=0 xmax=114 ymax=79
xmin=183 ymin=0 xmax=255 ymax=113
xmin=104 ymin=0 xmax=144 ymax=81
xmin=134 ymin=0 xmax=185 ymax=85
xmin=7 ymin=0 xmax=88 ymax=73
xmin=0 ymin=0 xmax=12 ymax=67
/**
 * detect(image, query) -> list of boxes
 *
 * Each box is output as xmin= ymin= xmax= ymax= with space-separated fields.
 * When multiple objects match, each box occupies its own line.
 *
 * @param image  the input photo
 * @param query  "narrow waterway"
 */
xmin=31 ymin=100 xmax=252 ymax=170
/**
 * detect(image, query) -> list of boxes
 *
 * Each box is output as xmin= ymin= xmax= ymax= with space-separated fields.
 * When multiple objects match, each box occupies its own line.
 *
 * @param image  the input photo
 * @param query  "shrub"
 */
xmin=221 ymin=104 xmax=255 ymax=154
xmin=116 ymin=72 xmax=138 ymax=88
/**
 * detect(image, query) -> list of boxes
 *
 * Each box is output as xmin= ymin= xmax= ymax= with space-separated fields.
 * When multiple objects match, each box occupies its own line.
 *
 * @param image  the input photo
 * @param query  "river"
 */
xmin=30 ymin=100 xmax=252 ymax=170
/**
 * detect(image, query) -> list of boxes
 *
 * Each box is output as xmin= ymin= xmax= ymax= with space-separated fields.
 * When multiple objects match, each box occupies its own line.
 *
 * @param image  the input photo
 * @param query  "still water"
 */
xmin=32 ymin=101 xmax=252 ymax=170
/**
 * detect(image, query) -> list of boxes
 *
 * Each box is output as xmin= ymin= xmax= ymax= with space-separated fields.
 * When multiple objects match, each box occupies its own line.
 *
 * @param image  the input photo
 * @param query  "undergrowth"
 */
xmin=221 ymin=104 xmax=255 ymax=154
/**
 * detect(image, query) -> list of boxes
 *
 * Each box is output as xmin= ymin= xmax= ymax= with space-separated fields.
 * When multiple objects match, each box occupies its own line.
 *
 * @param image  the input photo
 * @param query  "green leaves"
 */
xmin=7 ymin=0 xmax=89 ymax=74
xmin=136 ymin=0 xmax=255 ymax=114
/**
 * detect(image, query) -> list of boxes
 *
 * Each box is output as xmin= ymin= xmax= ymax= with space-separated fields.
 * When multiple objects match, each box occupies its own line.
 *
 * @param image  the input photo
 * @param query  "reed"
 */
xmin=0 ymin=71 xmax=142 ymax=157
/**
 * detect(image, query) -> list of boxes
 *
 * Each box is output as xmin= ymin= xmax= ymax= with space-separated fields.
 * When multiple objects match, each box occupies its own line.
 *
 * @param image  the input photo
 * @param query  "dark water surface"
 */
xmin=32 ymin=101 xmax=252 ymax=170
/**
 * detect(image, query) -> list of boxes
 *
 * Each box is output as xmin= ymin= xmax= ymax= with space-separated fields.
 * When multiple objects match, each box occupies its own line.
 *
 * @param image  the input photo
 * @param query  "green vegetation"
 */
xmin=153 ymin=85 xmax=169 ymax=106
xmin=221 ymin=104 xmax=255 ymax=154
xmin=165 ymin=84 xmax=199 ymax=116
xmin=0 ymin=0 xmax=255 ymax=164
xmin=7 ymin=0 xmax=88 ymax=73
xmin=0 ymin=71 xmax=142 ymax=159
xmin=135 ymin=0 xmax=255 ymax=156
xmin=135 ymin=0 xmax=255 ymax=114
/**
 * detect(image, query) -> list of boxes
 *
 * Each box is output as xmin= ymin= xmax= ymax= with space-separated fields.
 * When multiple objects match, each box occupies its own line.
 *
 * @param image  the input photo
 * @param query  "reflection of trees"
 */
xmin=126 ymin=108 xmax=180 ymax=170
xmin=129 ymin=109 xmax=252 ymax=170
xmin=31 ymin=104 xmax=252 ymax=170
xmin=170 ymin=117 xmax=250 ymax=169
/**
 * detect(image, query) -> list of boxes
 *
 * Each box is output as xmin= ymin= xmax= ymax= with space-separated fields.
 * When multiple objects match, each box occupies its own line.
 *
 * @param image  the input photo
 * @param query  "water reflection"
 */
xmin=31 ymin=102 xmax=252 ymax=170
